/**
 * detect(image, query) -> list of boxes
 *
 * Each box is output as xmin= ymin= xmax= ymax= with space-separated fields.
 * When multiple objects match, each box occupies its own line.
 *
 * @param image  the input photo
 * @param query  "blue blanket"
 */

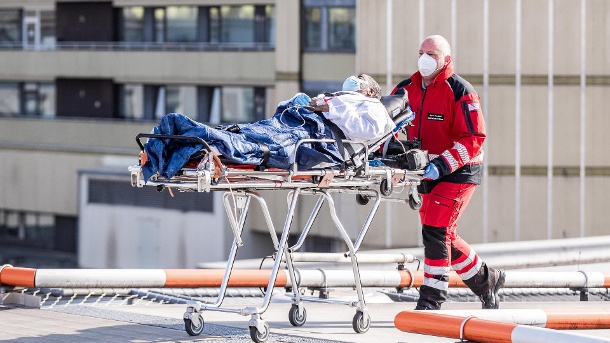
xmin=142 ymin=96 xmax=343 ymax=181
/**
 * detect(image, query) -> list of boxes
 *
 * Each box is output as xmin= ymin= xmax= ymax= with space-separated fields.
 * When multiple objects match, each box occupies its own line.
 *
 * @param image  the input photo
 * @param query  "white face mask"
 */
xmin=418 ymin=53 xmax=439 ymax=77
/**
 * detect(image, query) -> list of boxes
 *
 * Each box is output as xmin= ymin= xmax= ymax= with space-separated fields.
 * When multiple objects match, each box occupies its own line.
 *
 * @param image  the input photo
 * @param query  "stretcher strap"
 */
xmin=204 ymin=152 xmax=223 ymax=179
xmin=243 ymin=134 xmax=270 ymax=170
xmin=313 ymin=112 xmax=355 ymax=168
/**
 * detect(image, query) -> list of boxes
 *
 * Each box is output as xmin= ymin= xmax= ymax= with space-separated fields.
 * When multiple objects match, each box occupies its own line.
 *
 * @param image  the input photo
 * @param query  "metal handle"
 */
xmin=135 ymin=133 xmax=212 ymax=153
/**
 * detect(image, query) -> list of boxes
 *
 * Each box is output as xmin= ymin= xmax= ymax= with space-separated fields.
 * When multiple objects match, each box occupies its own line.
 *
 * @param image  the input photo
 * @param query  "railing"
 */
xmin=0 ymin=41 xmax=275 ymax=52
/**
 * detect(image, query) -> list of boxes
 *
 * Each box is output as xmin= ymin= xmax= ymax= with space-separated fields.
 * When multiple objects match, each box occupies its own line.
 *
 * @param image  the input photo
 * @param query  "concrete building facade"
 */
xmin=0 ymin=0 xmax=608 ymax=267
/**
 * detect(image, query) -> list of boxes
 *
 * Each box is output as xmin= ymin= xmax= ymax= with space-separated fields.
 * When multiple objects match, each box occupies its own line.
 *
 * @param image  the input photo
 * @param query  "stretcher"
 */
xmin=128 ymin=94 xmax=425 ymax=342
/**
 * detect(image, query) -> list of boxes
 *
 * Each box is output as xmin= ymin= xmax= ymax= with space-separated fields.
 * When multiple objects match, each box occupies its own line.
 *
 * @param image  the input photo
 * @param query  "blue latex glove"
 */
xmin=290 ymin=93 xmax=311 ymax=106
xmin=423 ymin=163 xmax=440 ymax=180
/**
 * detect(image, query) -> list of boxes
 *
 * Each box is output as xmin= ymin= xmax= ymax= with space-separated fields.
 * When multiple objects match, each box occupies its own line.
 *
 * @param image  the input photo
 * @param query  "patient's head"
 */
xmin=357 ymin=74 xmax=381 ymax=100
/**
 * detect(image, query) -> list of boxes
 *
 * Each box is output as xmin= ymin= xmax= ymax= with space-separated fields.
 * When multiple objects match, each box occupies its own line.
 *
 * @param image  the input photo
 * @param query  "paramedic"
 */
xmin=391 ymin=35 xmax=505 ymax=310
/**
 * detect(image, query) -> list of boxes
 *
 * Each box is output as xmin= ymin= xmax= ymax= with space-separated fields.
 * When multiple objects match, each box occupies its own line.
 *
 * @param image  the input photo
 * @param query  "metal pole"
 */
xmin=451 ymin=0 xmax=457 ymax=64
xmin=386 ymin=0 xmax=393 ymax=247
xmin=579 ymin=0 xmax=586 ymax=237
xmin=2 ymin=267 xmax=610 ymax=289
xmin=419 ymin=0 xmax=424 ymax=43
xmin=417 ymin=0 xmax=425 ymax=247
xmin=547 ymin=0 xmax=554 ymax=239
xmin=515 ymin=0 xmax=522 ymax=241
xmin=395 ymin=311 xmax=610 ymax=343
xmin=482 ymin=0 xmax=490 ymax=243
xmin=412 ymin=309 xmax=610 ymax=329
xmin=386 ymin=0 xmax=393 ymax=92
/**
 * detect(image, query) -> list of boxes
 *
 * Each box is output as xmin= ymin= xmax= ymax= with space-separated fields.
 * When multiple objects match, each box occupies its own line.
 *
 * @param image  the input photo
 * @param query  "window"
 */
xmin=0 ymin=82 xmax=20 ymax=115
xmin=328 ymin=7 xmax=355 ymax=49
xmin=166 ymin=6 xmax=197 ymax=42
xmin=22 ymin=82 xmax=55 ymax=117
xmin=166 ymin=85 xmax=197 ymax=118
xmin=303 ymin=1 xmax=355 ymax=52
xmin=144 ymin=85 xmax=198 ymax=120
xmin=87 ymin=179 xmax=213 ymax=212
xmin=119 ymin=7 xmax=144 ymax=42
xmin=123 ymin=83 xmax=266 ymax=123
xmin=262 ymin=5 xmax=275 ymax=44
xmin=205 ymin=86 xmax=266 ymax=124
xmin=117 ymin=5 xmax=274 ymax=47
xmin=0 ymin=210 xmax=56 ymax=250
xmin=40 ymin=10 xmax=56 ymax=47
xmin=0 ymin=82 xmax=55 ymax=117
xmin=222 ymin=87 xmax=254 ymax=122
xmin=21 ymin=10 xmax=55 ymax=49
xmin=0 ymin=10 xmax=21 ymax=46
xmin=119 ymin=84 xmax=144 ymax=119
xmin=204 ymin=5 xmax=274 ymax=44
xmin=221 ymin=6 xmax=254 ymax=43
xmin=304 ymin=7 xmax=322 ymax=49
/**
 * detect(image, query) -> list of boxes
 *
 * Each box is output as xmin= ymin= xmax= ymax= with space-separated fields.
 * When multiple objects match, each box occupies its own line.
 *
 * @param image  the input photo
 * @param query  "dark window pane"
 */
xmin=304 ymin=7 xmax=321 ymax=49
xmin=40 ymin=10 xmax=56 ymax=47
xmin=120 ymin=7 xmax=144 ymax=42
xmin=39 ymin=83 xmax=55 ymax=117
xmin=166 ymin=85 xmax=197 ymax=119
xmin=264 ymin=5 xmax=275 ymax=44
xmin=119 ymin=84 xmax=144 ymax=119
xmin=209 ymin=7 xmax=220 ymax=43
xmin=328 ymin=7 xmax=355 ymax=49
xmin=220 ymin=5 xmax=254 ymax=43
xmin=221 ymin=87 xmax=254 ymax=123
xmin=88 ymin=179 xmax=214 ymax=213
xmin=154 ymin=8 xmax=165 ymax=43
xmin=0 ymin=83 xmax=20 ymax=115
xmin=0 ymin=10 xmax=21 ymax=44
xmin=23 ymin=83 xmax=40 ymax=115
xmin=166 ymin=6 xmax=197 ymax=42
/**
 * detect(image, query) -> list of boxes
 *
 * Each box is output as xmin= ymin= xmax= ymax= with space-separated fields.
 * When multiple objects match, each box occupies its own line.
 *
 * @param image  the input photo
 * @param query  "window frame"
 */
xmin=302 ymin=0 xmax=356 ymax=53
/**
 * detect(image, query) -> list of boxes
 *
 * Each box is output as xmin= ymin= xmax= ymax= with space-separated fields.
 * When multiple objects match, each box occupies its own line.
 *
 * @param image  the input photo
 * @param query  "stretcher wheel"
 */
xmin=352 ymin=310 xmax=370 ymax=333
xmin=380 ymin=179 xmax=393 ymax=196
xmin=288 ymin=304 xmax=307 ymax=326
xmin=184 ymin=314 xmax=204 ymax=336
xmin=249 ymin=322 xmax=270 ymax=343
xmin=408 ymin=193 xmax=422 ymax=210
xmin=356 ymin=194 xmax=369 ymax=205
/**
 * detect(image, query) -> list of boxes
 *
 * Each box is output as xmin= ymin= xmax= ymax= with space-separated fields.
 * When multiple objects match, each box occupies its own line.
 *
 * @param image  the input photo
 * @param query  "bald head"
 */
xmin=418 ymin=35 xmax=452 ymax=83
xmin=421 ymin=35 xmax=451 ymax=57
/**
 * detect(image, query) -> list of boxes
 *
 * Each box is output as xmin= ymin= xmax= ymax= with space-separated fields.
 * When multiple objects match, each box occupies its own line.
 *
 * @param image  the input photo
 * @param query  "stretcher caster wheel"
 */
xmin=184 ymin=314 xmax=204 ymax=336
xmin=249 ymin=321 xmax=270 ymax=343
xmin=355 ymin=194 xmax=369 ymax=205
xmin=408 ymin=193 xmax=422 ymax=210
xmin=352 ymin=310 xmax=370 ymax=333
xmin=380 ymin=179 xmax=393 ymax=196
xmin=288 ymin=304 xmax=307 ymax=326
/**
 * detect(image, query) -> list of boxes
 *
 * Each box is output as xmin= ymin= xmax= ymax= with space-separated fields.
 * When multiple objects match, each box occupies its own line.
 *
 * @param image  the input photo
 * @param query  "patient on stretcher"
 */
xmin=141 ymin=74 xmax=404 ymax=182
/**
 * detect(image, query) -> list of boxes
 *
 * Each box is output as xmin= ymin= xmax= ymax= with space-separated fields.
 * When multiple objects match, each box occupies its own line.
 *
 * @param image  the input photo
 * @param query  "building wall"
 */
xmin=0 ymin=0 xmax=609 ymax=265
xmin=0 ymin=50 xmax=275 ymax=85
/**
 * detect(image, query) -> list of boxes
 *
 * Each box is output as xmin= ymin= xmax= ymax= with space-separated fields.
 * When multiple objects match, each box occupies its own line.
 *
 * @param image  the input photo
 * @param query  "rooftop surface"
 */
xmin=2 ymin=237 xmax=610 ymax=342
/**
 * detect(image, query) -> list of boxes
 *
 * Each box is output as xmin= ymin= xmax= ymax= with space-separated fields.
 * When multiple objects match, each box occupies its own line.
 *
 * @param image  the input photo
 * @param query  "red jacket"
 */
xmin=392 ymin=60 xmax=485 ymax=183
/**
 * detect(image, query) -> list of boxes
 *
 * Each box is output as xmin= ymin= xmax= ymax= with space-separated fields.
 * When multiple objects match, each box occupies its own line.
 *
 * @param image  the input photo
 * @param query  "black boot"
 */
xmin=479 ymin=268 xmax=506 ymax=309
xmin=415 ymin=285 xmax=444 ymax=310
xmin=414 ymin=303 xmax=441 ymax=310
xmin=462 ymin=263 xmax=506 ymax=309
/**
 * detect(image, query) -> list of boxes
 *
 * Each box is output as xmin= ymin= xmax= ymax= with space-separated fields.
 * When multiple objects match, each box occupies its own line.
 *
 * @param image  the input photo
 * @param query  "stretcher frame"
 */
xmin=129 ymin=115 xmax=422 ymax=342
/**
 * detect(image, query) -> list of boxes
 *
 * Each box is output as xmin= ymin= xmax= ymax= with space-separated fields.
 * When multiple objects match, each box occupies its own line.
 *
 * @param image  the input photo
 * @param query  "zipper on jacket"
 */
xmin=417 ymin=88 xmax=427 ymax=141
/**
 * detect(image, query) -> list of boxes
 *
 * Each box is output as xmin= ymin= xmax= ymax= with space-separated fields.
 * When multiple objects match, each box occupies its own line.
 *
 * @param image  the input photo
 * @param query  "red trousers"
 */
xmin=417 ymin=182 xmax=488 ymax=307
